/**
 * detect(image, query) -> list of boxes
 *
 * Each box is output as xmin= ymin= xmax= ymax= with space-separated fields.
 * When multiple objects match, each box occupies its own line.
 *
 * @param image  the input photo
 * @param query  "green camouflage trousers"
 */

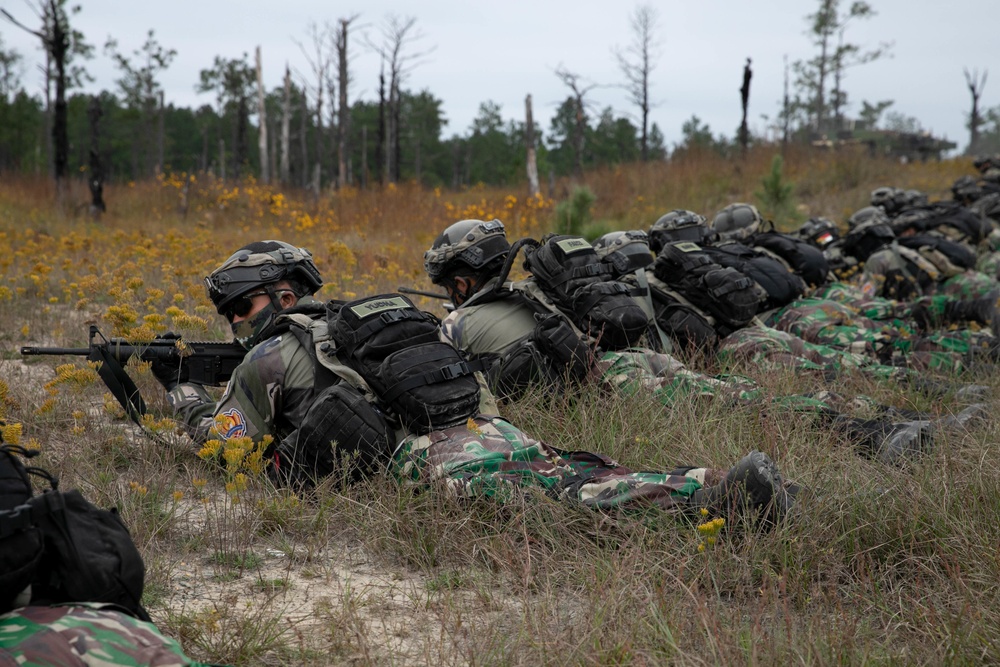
xmin=0 ymin=604 xmax=216 ymax=667
xmin=393 ymin=416 xmax=703 ymax=512
xmin=768 ymin=297 xmax=978 ymax=373
xmin=592 ymin=348 xmax=845 ymax=416
xmin=717 ymin=325 xmax=906 ymax=380
xmin=593 ymin=349 xmax=763 ymax=404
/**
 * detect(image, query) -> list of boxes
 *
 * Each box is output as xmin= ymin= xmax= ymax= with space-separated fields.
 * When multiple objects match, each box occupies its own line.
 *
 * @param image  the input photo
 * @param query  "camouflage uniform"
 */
xmin=766 ymin=294 xmax=991 ymax=373
xmin=0 ymin=604 xmax=214 ymax=667
xmin=166 ymin=298 xmax=323 ymax=445
xmin=393 ymin=415 xmax=706 ymax=512
xmin=717 ymin=324 xmax=906 ymax=380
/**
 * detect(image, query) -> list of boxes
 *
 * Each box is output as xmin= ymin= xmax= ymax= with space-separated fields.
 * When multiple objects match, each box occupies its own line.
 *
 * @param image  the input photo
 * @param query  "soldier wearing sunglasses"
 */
xmin=152 ymin=240 xmax=325 ymax=446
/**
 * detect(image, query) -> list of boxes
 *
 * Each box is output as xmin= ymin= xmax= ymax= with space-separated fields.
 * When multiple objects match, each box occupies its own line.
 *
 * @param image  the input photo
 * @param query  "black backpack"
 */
xmin=896 ymin=234 xmax=977 ymax=275
xmin=522 ymin=235 xmax=651 ymax=350
xmin=0 ymin=437 xmax=149 ymax=620
xmin=328 ymin=294 xmax=485 ymax=434
xmin=652 ymin=242 xmax=762 ymax=333
xmin=751 ymin=230 xmax=830 ymax=287
xmin=703 ymin=242 xmax=806 ymax=310
xmin=892 ymin=202 xmax=989 ymax=244
xmin=647 ymin=286 xmax=719 ymax=350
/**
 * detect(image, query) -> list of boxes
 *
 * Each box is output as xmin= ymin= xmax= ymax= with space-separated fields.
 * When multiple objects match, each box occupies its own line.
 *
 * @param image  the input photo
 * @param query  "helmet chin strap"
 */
xmin=264 ymin=284 xmax=286 ymax=312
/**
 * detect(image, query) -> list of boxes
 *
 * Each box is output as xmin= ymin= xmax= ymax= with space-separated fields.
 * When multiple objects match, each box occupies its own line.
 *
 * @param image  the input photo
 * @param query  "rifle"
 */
xmin=21 ymin=325 xmax=245 ymax=425
xmin=397 ymin=286 xmax=450 ymax=301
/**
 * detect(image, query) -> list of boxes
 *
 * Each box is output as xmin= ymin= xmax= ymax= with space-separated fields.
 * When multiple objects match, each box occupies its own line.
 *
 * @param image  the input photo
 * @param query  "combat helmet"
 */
xmin=951 ymin=175 xmax=983 ymax=203
xmin=847 ymin=206 xmax=890 ymax=230
xmin=711 ymin=203 xmax=763 ymax=242
xmin=593 ymin=230 xmax=654 ymax=278
xmin=797 ymin=217 xmax=840 ymax=248
xmin=424 ymin=219 xmax=510 ymax=284
xmin=870 ymin=186 xmax=902 ymax=211
xmin=205 ymin=240 xmax=323 ymax=318
xmin=901 ymin=189 xmax=929 ymax=209
xmin=842 ymin=218 xmax=895 ymax=261
xmin=648 ymin=209 xmax=710 ymax=252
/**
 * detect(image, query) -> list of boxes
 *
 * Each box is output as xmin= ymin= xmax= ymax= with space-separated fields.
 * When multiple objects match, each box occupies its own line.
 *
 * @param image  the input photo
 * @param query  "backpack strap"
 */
xmin=630 ymin=269 xmax=673 ymax=353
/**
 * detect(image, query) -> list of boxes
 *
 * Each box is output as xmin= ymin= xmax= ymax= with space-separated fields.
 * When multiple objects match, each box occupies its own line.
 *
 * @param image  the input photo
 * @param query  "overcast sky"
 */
xmin=1 ymin=0 xmax=997 ymax=153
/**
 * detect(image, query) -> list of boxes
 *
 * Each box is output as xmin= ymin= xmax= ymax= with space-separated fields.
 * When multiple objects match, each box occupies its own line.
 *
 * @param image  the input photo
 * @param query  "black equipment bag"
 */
xmin=703 ymin=242 xmax=806 ymax=310
xmin=652 ymin=242 xmax=762 ymax=332
xmin=751 ymin=231 xmax=830 ymax=287
xmin=329 ymin=294 xmax=484 ymax=434
xmin=522 ymin=235 xmax=650 ymax=350
xmin=0 ymin=438 xmax=148 ymax=621
xmin=647 ymin=288 xmax=719 ymax=350
xmin=892 ymin=202 xmax=989 ymax=244
xmin=896 ymin=234 xmax=977 ymax=273
xmin=274 ymin=383 xmax=394 ymax=486
xmin=0 ymin=442 xmax=43 ymax=613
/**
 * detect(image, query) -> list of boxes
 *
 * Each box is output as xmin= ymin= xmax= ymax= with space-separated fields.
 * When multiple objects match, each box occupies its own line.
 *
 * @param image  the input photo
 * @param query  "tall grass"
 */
xmin=1 ymin=149 xmax=994 ymax=665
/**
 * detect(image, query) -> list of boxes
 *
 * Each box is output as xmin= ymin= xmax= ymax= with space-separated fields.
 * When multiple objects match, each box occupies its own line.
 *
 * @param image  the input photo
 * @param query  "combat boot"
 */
xmin=945 ymin=290 xmax=1000 ymax=331
xmin=690 ymin=451 xmax=792 ymax=527
xmin=834 ymin=416 xmax=933 ymax=465
xmin=934 ymin=403 xmax=989 ymax=431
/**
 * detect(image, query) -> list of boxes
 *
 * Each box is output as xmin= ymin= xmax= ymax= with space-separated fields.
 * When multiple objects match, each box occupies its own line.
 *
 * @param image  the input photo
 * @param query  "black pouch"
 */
xmin=275 ymin=383 xmax=394 ymax=486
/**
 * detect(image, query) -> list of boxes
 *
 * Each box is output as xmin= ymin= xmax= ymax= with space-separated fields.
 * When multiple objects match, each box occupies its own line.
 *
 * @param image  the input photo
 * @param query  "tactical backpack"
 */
xmin=652 ymin=242 xmax=762 ymax=334
xmin=0 ymin=437 xmax=149 ymax=621
xmin=751 ymin=230 xmax=831 ymax=287
xmin=702 ymin=241 xmax=806 ymax=310
xmin=521 ymin=235 xmax=651 ymax=350
xmin=647 ymin=282 xmax=720 ymax=350
xmin=896 ymin=233 xmax=977 ymax=278
xmin=328 ymin=294 xmax=486 ymax=434
xmin=891 ymin=202 xmax=989 ymax=245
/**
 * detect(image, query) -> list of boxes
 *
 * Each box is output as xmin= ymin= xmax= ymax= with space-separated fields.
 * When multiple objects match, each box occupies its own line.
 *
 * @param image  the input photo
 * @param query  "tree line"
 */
xmin=1 ymin=0 xmax=997 ymax=200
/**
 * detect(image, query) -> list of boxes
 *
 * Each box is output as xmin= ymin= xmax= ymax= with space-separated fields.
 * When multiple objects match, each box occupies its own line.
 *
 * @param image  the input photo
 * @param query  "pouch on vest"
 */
xmin=329 ymin=294 xmax=484 ymax=434
xmin=274 ymin=383 xmax=394 ymax=486
xmin=652 ymin=242 xmax=762 ymax=333
xmin=523 ymin=235 xmax=650 ymax=350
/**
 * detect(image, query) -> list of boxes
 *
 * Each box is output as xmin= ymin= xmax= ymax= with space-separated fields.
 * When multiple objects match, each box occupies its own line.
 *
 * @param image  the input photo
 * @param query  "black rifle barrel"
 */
xmin=21 ymin=346 xmax=90 ymax=356
xmin=397 ymin=286 xmax=450 ymax=300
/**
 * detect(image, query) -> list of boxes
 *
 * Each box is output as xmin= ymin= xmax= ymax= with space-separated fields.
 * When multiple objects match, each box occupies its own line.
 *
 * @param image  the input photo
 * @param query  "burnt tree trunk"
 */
xmin=525 ymin=94 xmax=539 ymax=197
xmin=738 ymin=58 xmax=752 ymax=157
xmin=87 ymin=96 xmax=105 ymax=217
xmin=255 ymin=46 xmax=269 ymax=184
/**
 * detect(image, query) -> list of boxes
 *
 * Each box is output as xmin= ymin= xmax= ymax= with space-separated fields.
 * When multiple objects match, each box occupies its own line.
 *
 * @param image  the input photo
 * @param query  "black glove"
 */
xmin=150 ymin=332 xmax=188 ymax=391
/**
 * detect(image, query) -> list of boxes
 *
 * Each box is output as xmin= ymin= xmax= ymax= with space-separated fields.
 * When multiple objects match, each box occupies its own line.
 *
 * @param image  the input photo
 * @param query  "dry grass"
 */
xmin=2 ymin=149 xmax=997 ymax=665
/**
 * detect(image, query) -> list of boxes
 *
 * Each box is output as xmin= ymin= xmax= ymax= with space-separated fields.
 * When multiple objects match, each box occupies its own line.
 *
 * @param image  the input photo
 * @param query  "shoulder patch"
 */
xmin=217 ymin=407 xmax=248 ymax=438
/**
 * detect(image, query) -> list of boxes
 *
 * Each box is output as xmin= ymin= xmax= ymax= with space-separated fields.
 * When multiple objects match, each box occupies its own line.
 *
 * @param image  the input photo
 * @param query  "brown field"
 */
xmin=2 ymin=146 xmax=998 ymax=666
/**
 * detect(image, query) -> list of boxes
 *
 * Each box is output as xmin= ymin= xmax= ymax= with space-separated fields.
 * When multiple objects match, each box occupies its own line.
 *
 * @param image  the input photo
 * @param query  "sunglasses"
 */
xmin=222 ymin=290 xmax=271 ymax=322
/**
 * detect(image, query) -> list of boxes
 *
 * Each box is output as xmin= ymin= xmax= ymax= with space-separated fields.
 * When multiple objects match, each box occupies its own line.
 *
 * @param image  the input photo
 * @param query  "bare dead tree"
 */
xmin=525 ymin=94 xmax=539 ymax=196
xmin=87 ymin=95 xmax=104 ymax=217
xmin=255 ymin=46 xmax=269 ymax=184
xmin=334 ymin=14 xmax=361 ymax=188
xmin=554 ymin=65 xmax=598 ymax=179
xmin=613 ymin=4 xmax=661 ymax=162
xmin=280 ymin=65 xmax=291 ymax=183
xmin=296 ymin=21 xmax=332 ymax=190
xmin=965 ymin=67 xmax=988 ymax=156
xmin=2 ymin=1 xmax=73 ymax=196
xmin=738 ymin=58 xmax=752 ymax=156
xmin=365 ymin=15 xmax=434 ymax=183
